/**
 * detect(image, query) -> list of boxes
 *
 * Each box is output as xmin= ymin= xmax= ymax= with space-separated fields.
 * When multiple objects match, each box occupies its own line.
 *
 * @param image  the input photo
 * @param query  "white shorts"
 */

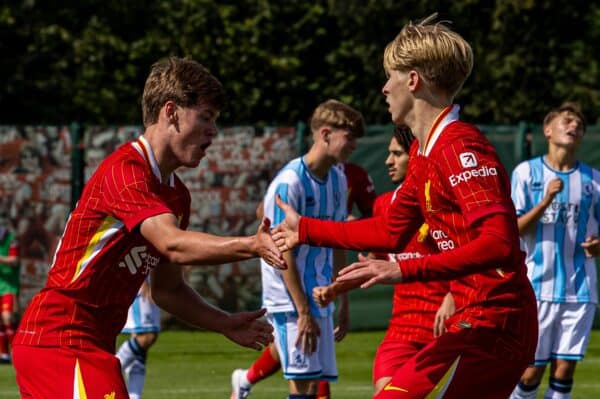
xmin=268 ymin=312 xmax=338 ymax=381
xmin=122 ymin=294 xmax=161 ymax=334
xmin=534 ymin=301 xmax=596 ymax=365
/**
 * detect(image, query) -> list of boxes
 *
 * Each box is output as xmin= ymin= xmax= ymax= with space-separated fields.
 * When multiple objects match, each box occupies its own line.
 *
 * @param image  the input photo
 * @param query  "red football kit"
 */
xmin=298 ymin=106 xmax=538 ymax=398
xmin=371 ymin=191 xmax=449 ymax=383
xmin=13 ymin=136 xmax=190 ymax=399
xmin=343 ymin=162 xmax=376 ymax=217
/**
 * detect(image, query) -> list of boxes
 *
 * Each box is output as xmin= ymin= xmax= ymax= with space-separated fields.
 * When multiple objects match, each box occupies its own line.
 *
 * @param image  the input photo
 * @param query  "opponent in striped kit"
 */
xmin=231 ymin=155 xmax=374 ymax=399
xmin=12 ymin=57 xmax=284 ymax=399
xmin=237 ymin=100 xmax=364 ymax=399
xmin=116 ymin=278 xmax=160 ymax=399
xmin=510 ymin=102 xmax=600 ymax=399
xmin=273 ymin=15 xmax=538 ymax=398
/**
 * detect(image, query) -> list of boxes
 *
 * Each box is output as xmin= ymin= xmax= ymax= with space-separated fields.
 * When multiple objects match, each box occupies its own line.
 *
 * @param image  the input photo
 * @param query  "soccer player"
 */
xmin=231 ymin=159 xmax=374 ymax=399
xmin=272 ymin=15 xmax=538 ymax=398
xmin=509 ymin=102 xmax=600 ymax=399
xmin=312 ymin=125 xmax=454 ymax=396
xmin=340 ymin=162 xmax=377 ymax=219
xmin=0 ymin=218 xmax=19 ymax=364
xmin=116 ymin=279 xmax=159 ymax=399
xmin=234 ymin=99 xmax=363 ymax=399
xmin=11 ymin=57 xmax=286 ymax=398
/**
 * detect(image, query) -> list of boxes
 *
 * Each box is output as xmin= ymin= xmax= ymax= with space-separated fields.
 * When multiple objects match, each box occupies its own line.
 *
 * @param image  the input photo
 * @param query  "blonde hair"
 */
xmin=309 ymin=99 xmax=365 ymax=138
xmin=142 ymin=57 xmax=226 ymax=127
xmin=383 ymin=14 xmax=473 ymax=98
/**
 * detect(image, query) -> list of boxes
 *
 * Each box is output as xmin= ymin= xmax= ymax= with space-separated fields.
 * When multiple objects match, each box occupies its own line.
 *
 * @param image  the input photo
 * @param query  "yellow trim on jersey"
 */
xmin=71 ymin=216 xmax=119 ymax=283
xmin=74 ymin=359 xmax=88 ymax=399
xmin=425 ymin=356 xmax=461 ymax=399
xmin=383 ymin=383 xmax=409 ymax=392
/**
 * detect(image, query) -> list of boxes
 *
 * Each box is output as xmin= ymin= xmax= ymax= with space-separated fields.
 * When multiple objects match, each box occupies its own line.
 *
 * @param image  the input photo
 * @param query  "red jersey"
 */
xmin=373 ymin=191 xmax=448 ymax=345
xmin=299 ymin=105 xmax=536 ymax=334
xmin=14 ymin=137 xmax=190 ymax=353
xmin=342 ymin=162 xmax=376 ymax=217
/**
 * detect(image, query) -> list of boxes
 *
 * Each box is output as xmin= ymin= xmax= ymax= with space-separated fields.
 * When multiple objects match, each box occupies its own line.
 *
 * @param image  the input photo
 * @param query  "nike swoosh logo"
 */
xmin=383 ymin=384 xmax=408 ymax=392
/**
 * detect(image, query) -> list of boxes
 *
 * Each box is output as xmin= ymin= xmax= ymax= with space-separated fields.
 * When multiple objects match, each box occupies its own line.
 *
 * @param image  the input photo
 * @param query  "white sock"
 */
xmin=510 ymin=382 xmax=539 ymax=399
xmin=126 ymin=359 xmax=146 ymax=398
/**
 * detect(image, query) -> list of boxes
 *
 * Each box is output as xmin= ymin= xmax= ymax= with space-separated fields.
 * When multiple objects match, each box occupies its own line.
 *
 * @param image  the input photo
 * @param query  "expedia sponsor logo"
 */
xmin=459 ymin=152 xmax=478 ymax=168
xmin=449 ymin=165 xmax=498 ymax=187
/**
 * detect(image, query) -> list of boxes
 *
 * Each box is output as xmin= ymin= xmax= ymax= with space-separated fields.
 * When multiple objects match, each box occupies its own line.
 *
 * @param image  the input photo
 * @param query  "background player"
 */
xmin=116 ymin=278 xmax=159 ymax=399
xmin=272 ymin=14 xmax=538 ymax=398
xmin=0 ymin=216 xmax=19 ymax=364
xmin=312 ymin=125 xmax=454 ymax=395
xmin=510 ymin=102 xmax=600 ymax=399
xmin=233 ymin=99 xmax=363 ymax=399
xmin=11 ymin=57 xmax=285 ymax=398
xmin=231 ymin=155 xmax=375 ymax=399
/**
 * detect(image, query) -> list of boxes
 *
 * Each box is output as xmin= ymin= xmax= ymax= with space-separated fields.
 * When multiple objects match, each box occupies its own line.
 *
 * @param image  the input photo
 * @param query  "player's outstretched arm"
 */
xmin=151 ymin=264 xmax=273 ymax=351
xmin=140 ymin=212 xmax=285 ymax=269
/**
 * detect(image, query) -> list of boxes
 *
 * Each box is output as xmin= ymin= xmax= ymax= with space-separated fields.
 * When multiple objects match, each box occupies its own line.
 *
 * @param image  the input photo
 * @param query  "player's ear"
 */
xmin=164 ymin=101 xmax=178 ymax=125
xmin=320 ymin=126 xmax=331 ymax=144
xmin=407 ymin=70 xmax=420 ymax=92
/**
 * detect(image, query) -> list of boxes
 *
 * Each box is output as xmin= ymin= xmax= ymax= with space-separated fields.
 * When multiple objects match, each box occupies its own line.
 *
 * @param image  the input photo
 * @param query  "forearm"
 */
xmin=152 ymin=276 xmax=230 ymax=332
xmin=401 ymin=213 xmax=516 ymax=282
xmin=299 ymin=216 xmax=414 ymax=253
xmin=517 ymin=206 xmax=548 ymax=234
xmin=164 ymin=230 xmax=259 ymax=265
xmin=0 ymin=255 xmax=18 ymax=266
xmin=280 ymin=252 xmax=311 ymax=315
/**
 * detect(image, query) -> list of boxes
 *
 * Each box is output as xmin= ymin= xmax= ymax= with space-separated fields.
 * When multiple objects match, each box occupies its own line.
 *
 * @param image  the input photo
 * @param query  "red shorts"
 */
xmin=374 ymin=325 xmax=537 ymax=399
xmin=0 ymin=293 xmax=16 ymax=313
xmin=372 ymin=339 xmax=426 ymax=384
xmin=13 ymin=345 xmax=129 ymax=399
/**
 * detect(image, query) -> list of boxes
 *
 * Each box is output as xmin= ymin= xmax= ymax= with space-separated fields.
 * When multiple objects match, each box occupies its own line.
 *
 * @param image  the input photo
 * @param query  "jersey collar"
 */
xmin=132 ymin=136 xmax=175 ymax=187
xmin=419 ymin=104 xmax=460 ymax=157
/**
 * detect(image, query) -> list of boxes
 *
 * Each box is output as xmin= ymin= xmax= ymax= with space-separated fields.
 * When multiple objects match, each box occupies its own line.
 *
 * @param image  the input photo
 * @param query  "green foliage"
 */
xmin=1 ymin=1 xmax=600 ymax=125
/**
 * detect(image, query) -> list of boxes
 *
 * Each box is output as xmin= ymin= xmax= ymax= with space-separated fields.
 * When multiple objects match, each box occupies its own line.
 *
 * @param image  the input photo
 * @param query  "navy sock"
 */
xmin=549 ymin=377 xmax=573 ymax=394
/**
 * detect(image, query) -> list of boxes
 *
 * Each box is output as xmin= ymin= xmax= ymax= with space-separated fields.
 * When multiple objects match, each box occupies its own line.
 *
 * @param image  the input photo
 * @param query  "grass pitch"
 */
xmin=1 ymin=330 xmax=600 ymax=398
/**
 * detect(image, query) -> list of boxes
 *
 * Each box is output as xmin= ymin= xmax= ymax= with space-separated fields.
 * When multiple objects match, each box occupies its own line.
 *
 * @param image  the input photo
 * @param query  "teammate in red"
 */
xmin=313 ymin=125 xmax=453 ymax=396
xmin=273 ymin=15 xmax=537 ymax=398
xmin=341 ymin=162 xmax=376 ymax=219
xmin=12 ymin=57 xmax=285 ymax=399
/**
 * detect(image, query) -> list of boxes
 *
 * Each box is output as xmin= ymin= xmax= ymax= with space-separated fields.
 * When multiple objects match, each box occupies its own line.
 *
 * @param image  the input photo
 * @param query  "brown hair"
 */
xmin=543 ymin=102 xmax=586 ymax=133
xmin=142 ymin=57 xmax=226 ymax=127
xmin=393 ymin=124 xmax=415 ymax=151
xmin=309 ymin=99 xmax=365 ymax=138
xmin=383 ymin=14 xmax=473 ymax=98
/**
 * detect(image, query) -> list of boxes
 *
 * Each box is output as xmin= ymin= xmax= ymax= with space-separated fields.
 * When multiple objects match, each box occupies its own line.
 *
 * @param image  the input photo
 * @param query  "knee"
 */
xmin=552 ymin=360 xmax=576 ymax=380
xmin=133 ymin=333 xmax=158 ymax=350
xmin=520 ymin=366 xmax=544 ymax=386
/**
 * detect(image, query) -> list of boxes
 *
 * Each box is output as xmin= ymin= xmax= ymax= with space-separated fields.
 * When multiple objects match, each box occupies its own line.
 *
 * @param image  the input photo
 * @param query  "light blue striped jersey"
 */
xmin=261 ymin=156 xmax=347 ymax=317
xmin=511 ymin=156 xmax=600 ymax=303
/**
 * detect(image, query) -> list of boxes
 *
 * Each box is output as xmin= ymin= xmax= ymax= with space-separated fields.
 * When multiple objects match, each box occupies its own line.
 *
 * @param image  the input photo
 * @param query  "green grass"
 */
xmin=2 ymin=330 xmax=600 ymax=398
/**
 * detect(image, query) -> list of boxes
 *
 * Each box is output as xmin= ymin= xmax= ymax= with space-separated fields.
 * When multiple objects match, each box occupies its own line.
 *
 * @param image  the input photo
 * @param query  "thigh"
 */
xmin=554 ymin=302 xmax=595 ymax=360
xmin=375 ymin=328 xmax=530 ymax=399
xmin=122 ymin=294 xmax=161 ymax=334
xmin=13 ymin=345 xmax=129 ymax=399
xmin=0 ymin=293 xmax=16 ymax=315
xmin=316 ymin=315 xmax=337 ymax=381
xmin=372 ymin=339 xmax=423 ymax=384
xmin=268 ymin=312 xmax=322 ymax=380
xmin=534 ymin=300 xmax=557 ymax=365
